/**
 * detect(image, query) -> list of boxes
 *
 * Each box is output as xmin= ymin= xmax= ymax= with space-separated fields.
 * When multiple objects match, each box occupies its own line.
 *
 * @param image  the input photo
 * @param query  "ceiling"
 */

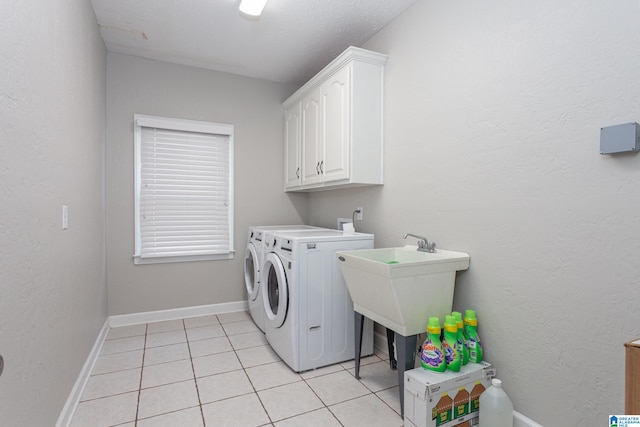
xmin=90 ymin=0 xmax=416 ymax=85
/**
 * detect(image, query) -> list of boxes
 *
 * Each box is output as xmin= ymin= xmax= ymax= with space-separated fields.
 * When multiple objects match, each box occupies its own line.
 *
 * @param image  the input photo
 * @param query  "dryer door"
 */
xmin=244 ymin=243 xmax=260 ymax=301
xmin=262 ymin=252 xmax=288 ymax=328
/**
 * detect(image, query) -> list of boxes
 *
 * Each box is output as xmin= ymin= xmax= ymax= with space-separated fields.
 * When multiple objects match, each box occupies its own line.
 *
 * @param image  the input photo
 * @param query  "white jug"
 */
xmin=479 ymin=378 xmax=513 ymax=427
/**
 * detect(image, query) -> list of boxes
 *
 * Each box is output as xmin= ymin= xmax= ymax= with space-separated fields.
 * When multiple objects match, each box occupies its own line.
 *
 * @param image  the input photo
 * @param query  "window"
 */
xmin=133 ymin=114 xmax=234 ymax=264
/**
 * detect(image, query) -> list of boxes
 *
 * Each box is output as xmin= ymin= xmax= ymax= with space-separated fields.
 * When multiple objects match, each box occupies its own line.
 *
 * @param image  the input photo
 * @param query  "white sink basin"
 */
xmin=337 ymin=245 xmax=470 ymax=336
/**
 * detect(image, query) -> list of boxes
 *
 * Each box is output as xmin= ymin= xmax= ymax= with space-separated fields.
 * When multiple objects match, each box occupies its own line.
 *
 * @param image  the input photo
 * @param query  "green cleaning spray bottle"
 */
xmin=452 ymin=311 xmax=469 ymax=365
xmin=443 ymin=315 xmax=461 ymax=372
xmin=464 ymin=309 xmax=483 ymax=363
xmin=420 ymin=317 xmax=446 ymax=372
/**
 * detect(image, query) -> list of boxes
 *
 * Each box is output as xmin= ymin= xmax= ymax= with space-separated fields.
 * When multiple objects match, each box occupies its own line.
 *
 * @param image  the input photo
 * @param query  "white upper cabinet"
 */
xmin=283 ymin=47 xmax=387 ymax=192
xmin=284 ymin=102 xmax=302 ymax=188
xmin=320 ymin=64 xmax=351 ymax=184
xmin=301 ymin=87 xmax=322 ymax=186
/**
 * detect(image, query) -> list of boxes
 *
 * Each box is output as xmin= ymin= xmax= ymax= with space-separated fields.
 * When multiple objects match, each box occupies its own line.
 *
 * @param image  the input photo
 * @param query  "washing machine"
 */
xmin=261 ymin=229 xmax=374 ymax=372
xmin=244 ymin=225 xmax=325 ymax=332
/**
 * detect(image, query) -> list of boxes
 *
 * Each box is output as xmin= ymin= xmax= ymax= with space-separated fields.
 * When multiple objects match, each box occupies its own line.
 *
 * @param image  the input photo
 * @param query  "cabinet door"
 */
xmin=284 ymin=103 xmax=301 ymax=189
xmin=301 ymin=88 xmax=322 ymax=185
xmin=321 ymin=64 xmax=351 ymax=183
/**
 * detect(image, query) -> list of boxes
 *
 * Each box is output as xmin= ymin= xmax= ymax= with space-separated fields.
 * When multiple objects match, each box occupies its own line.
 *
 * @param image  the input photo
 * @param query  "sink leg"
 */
xmin=354 ymin=312 xmax=364 ymax=380
xmin=395 ymin=333 xmax=417 ymax=419
xmin=386 ymin=328 xmax=397 ymax=370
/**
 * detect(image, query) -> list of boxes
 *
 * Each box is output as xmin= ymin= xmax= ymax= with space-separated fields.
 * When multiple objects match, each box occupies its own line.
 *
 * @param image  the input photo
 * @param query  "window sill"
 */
xmin=133 ymin=252 xmax=234 ymax=265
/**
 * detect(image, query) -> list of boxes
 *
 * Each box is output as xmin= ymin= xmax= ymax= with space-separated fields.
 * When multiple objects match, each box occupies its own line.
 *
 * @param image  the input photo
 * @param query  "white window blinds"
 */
xmin=134 ymin=115 xmax=234 ymax=264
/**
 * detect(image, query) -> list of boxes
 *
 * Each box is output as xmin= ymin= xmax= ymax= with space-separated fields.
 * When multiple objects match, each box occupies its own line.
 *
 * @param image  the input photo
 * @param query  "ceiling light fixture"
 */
xmin=239 ymin=0 xmax=269 ymax=17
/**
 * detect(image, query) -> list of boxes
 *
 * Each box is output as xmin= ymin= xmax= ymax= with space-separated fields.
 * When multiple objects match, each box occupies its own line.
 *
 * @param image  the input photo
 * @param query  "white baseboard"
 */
xmin=109 ymin=300 xmax=248 ymax=327
xmin=57 ymin=300 xmax=248 ymax=427
xmin=56 ymin=319 xmax=110 ymax=427
xmin=373 ymin=328 xmax=390 ymax=356
xmin=514 ymin=411 xmax=544 ymax=427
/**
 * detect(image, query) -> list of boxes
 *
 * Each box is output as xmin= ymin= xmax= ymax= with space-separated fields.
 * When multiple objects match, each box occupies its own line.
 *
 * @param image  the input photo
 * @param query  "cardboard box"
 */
xmin=625 ymin=339 xmax=640 ymax=414
xmin=404 ymin=362 xmax=495 ymax=427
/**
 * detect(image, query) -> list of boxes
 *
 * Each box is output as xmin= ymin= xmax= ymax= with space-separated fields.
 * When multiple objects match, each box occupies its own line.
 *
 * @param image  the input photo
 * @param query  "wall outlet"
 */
xmin=355 ymin=207 xmax=363 ymax=221
xmin=62 ymin=205 xmax=68 ymax=230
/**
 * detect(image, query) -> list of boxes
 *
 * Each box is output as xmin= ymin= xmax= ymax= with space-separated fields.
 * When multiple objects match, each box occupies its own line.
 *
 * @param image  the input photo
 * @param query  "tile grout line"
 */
xmin=184 ymin=318 xmax=208 ymax=427
xmin=108 ymin=314 xmax=400 ymax=425
xmin=299 ymin=368 xmax=347 ymax=427
xmin=349 ymin=364 xmax=404 ymax=417
xmin=134 ymin=323 xmax=148 ymax=427
xmin=234 ymin=327 xmax=275 ymax=426
xmin=304 ymin=355 xmax=404 ymax=420
xmin=225 ymin=317 xmax=377 ymax=425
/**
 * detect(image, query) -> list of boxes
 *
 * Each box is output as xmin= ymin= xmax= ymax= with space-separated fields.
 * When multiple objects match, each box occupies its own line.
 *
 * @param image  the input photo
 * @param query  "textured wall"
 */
xmin=106 ymin=53 xmax=306 ymax=315
xmin=0 ymin=0 xmax=107 ymax=425
xmin=309 ymin=1 xmax=640 ymax=425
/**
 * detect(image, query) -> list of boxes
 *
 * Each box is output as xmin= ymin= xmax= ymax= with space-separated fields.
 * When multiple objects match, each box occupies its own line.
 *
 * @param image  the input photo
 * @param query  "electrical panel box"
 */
xmin=600 ymin=122 xmax=640 ymax=154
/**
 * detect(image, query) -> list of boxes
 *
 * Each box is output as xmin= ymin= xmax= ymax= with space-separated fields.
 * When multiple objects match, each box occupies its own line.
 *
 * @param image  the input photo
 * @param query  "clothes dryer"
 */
xmin=261 ymin=229 xmax=374 ymax=372
xmin=244 ymin=225 xmax=325 ymax=332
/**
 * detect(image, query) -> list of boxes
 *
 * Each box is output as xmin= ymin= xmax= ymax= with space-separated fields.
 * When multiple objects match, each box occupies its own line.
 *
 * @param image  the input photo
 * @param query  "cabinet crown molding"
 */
xmin=283 ymin=46 xmax=388 ymax=108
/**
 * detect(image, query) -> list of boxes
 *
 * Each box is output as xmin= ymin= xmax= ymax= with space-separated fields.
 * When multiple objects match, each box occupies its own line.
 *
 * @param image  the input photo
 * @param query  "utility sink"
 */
xmin=337 ymin=245 xmax=470 ymax=336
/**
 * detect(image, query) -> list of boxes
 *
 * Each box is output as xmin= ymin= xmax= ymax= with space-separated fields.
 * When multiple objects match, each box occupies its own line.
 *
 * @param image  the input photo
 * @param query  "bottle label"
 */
xmin=453 ymin=387 xmax=470 ymax=419
xmin=433 ymin=393 xmax=453 ymax=426
xmin=443 ymin=341 xmax=455 ymax=362
xmin=457 ymin=337 xmax=469 ymax=365
xmin=457 ymin=330 xmax=469 ymax=365
xmin=468 ymin=337 xmax=483 ymax=363
xmin=421 ymin=342 xmax=445 ymax=369
xmin=443 ymin=339 xmax=461 ymax=371
xmin=470 ymin=382 xmax=485 ymax=413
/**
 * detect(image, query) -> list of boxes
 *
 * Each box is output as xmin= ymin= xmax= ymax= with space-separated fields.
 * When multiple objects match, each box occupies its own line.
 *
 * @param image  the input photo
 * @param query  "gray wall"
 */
xmin=4 ymin=1 xmax=638 ymax=424
xmin=309 ymin=1 xmax=640 ymax=424
xmin=0 ymin=0 xmax=107 ymax=425
xmin=106 ymin=53 xmax=307 ymax=315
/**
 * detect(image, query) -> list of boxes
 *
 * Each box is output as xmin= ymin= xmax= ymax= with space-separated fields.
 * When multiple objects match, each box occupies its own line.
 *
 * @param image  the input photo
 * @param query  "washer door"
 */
xmin=244 ymin=243 xmax=260 ymax=301
xmin=262 ymin=252 xmax=288 ymax=328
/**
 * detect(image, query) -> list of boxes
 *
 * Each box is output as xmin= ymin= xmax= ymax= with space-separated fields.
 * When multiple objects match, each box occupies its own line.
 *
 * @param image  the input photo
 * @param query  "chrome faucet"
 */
xmin=403 ymin=233 xmax=436 ymax=253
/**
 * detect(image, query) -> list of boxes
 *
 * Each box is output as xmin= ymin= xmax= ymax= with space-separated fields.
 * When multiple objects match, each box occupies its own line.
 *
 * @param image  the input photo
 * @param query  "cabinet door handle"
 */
xmin=320 ymin=160 xmax=324 ymax=174
xmin=296 ymin=167 xmax=300 ymax=179
xmin=316 ymin=162 xmax=320 ymax=175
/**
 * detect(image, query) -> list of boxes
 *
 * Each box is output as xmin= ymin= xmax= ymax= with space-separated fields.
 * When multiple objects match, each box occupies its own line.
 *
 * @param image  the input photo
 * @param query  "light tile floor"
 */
xmin=70 ymin=311 xmax=404 ymax=427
